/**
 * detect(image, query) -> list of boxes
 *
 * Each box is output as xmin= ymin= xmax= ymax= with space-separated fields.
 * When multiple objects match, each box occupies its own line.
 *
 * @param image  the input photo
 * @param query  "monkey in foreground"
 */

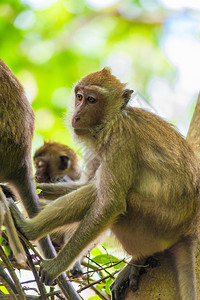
xmin=0 ymin=58 xmax=60 ymax=265
xmin=9 ymin=68 xmax=200 ymax=300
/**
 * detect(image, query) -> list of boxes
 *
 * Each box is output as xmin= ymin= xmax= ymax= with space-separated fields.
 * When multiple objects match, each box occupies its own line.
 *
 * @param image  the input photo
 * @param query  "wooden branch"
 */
xmin=0 ymin=245 xmax=26 ymax=300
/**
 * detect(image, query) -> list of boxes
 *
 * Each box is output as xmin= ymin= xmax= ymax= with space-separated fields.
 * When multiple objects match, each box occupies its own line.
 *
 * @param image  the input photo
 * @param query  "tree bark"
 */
xmin=125 ymin=93 xmax=200 ymax=300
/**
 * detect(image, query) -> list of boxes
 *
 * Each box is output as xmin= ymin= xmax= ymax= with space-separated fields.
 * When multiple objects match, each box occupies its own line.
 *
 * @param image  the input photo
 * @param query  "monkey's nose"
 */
xmin=72 ymin=116 xmax=80 ymax=127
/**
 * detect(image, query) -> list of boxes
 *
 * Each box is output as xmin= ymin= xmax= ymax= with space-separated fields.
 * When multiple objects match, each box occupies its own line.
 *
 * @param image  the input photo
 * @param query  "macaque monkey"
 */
xmin=34 ymin=141 xmax=84 ymax=275
xmin=9 ymin=68 xmax=200 ymax=300
xmin=34 ymin=141 xmax=81 ymax=184
xmin=36 ymin=144 xmax=101 ymax=200
xmin=0 ymin=58 xmax=58 ymax=263
xmin=34 ymin=141 xmax=85 ymax=201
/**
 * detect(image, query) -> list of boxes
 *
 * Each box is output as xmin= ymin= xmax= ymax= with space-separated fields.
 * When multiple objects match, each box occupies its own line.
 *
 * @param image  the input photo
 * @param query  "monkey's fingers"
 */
xmin=110 ymin=279 xmax=129 ymax=300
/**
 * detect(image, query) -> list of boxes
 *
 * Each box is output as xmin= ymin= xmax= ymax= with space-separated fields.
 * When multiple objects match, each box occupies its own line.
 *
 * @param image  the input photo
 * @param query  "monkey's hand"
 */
xmin=110 ymin=260 xmax=144 ymax=300
xmin=7 ymin=199 xmax=32 ymax=240
xmin=39 ymin=259 xmax=58 ymax=285
xmin=37 ymin=182 xmax=81 ymax=200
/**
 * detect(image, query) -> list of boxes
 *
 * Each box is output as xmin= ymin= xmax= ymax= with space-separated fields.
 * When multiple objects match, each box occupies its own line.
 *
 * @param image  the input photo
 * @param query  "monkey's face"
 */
xmin=34 ymin=155 xmax=71 ymax=183
xmin=34 ymin=157 xmax=51 ymax=183
xmin=72 ymin=85 xmax=105 ymax=136
xmin=72 ymin=69 xmax=134 ymax=137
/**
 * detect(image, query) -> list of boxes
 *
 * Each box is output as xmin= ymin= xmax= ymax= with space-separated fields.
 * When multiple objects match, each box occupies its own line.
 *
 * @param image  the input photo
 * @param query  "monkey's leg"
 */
xmin=110 ymin=258 xmax=146 ymax=300
xmin=13 ymin=165 xmax=41 ymax=218
xmin=170 ymin=237 xmax=196 ymax=300
xmin=9 ymin=184 xmax=96 ymax=240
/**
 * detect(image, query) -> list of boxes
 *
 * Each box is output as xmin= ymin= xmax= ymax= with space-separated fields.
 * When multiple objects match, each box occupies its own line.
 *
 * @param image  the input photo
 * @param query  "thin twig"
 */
xmin=86 ymin=256 xmax=115 ymax=279
xmin=90 ymin=285 xmax=110 ymax=300
xmin=0 ymin=273 xmax=18 ymax=300
xmin=21 ymin=239 xmax=47 ymax=300
xmin=77 ymin=270 xmax=119 ymax=293
xmin=0 ymin=264 xmax=18 ymax=293
xmin=0 ymin=245 xmax=26 ymax=300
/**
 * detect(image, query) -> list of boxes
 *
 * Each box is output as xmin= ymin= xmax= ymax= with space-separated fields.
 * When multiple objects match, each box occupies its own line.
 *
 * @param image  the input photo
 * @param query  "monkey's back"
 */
xmin=126 ymin=107 xmax=199 ymax=185
xmin=0 ymin=59 xmax=35 ymax=179
xmin=123 ymin=107 xmax=200 ymax=230
xmin=110 ymin=107 xmax=200 ymax=256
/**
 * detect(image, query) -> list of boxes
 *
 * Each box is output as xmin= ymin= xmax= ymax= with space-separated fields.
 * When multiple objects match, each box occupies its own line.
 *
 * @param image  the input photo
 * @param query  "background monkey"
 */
xmin=34 ymin=141 xmax=84 ymax=275
xmin=36 ymin=143 xmax=101 ymax=200
xmin=10 ymin=68 xmax=200 ymax=300
xmin=34 ymin=141 xmax=81 ymax=184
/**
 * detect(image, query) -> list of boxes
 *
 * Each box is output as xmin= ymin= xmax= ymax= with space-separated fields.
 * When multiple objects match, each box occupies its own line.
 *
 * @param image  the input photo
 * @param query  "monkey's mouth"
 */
xmin=73 ymin=128 xmax=90 ymax=136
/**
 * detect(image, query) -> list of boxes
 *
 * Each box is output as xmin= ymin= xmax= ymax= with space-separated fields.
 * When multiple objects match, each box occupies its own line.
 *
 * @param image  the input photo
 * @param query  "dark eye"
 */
xmin=77 ymin=93 xmax=83 ymax=101
xmin=59 ymin=155 xmax=70 ymax=170
xmin=87 ymin=96 xmax=97 ymax=104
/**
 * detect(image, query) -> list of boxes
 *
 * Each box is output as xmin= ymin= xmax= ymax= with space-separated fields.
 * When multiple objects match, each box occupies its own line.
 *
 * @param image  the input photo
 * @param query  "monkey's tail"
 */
xmin=0 ymin=187 xmax=26 ymax=264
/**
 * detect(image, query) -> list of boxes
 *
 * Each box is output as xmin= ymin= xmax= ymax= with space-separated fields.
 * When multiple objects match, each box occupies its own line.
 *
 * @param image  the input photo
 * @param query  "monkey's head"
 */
xmin=33 ymin=142 xmax=81 ymax=183
xmin=72 ymin=68 xmax=133 ymax=136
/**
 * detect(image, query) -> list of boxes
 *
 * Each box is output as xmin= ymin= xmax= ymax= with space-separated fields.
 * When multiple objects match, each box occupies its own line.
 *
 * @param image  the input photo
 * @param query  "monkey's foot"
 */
xmin=70 ymin=261 xmax=83 ymax=277
xmin=146 ymin=256 xmax=160 ymax=268
xmin=110 ymin=259 xmax=145 ymax=300
xmin=39 ymin=259 xmax=58 ymax=285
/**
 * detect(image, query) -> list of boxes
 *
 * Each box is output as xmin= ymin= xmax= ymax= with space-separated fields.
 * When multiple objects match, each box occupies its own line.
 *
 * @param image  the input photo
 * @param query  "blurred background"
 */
xmin=0 ymin=1 xmax=200 ymax=298
xmin=0 ymin=0 xmax=199 ymax=155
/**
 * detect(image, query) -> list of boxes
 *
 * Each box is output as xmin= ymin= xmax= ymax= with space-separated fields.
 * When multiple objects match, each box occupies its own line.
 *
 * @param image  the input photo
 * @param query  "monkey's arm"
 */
xmin=39 ymin=184 xmax=127 ymax=285
xmin=37 ymin=180 xmax=86 ymax=200
xmin=9 ymin=183 xmax=96 ymax=240
xmin=38 ymin=163 xmax=128 ymax=285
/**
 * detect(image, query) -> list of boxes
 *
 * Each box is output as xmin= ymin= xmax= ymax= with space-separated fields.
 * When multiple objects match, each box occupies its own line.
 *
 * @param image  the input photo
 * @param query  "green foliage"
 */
xmin=0 ymin=285 xmax=9 ymax=294
xmin=0 ymin=0 xmax=198 ymax=298
xmin=0 ymin=0 xmax=174 ymax=155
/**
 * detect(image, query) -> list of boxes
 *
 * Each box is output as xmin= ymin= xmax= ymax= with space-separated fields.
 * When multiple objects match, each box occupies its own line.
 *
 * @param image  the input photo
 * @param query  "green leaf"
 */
xmin=88 ymin=296 xmax=101 ymax=300
xmin=105 ymin=277 xmax=113 ymax=295
xmin=0 ymin=286 xmax=9 ymax=294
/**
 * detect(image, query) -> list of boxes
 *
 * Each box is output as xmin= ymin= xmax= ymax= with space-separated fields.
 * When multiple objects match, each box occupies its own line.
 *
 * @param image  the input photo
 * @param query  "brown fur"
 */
xmin=0 ymin=58 xmax=61 ymax=265
xmin=34 ymin=141 xmax=84 ymax=275
xmin=10 ymin=69 xmax=200 ymax=300
xmin=0 ymin=58 xmax=38 ymax=216
xmin=34 ymin=141 xmax=81 ymax=183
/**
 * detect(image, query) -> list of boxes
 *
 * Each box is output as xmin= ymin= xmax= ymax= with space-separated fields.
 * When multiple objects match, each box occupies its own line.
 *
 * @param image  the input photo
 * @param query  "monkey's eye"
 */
xmin=77 ymin=93 xmax=83 ymax=101
xmin=87 ymin=96 xmax=97 ymax=104
xmin=59 ymin=155 xmax=70 ymax=170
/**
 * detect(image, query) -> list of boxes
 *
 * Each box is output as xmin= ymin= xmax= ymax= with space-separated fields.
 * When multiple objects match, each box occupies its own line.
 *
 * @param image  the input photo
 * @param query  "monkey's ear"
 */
xmin=59 ymin=155 xmax=70 ymax=170
xmin=121 ymin=89 xmax=134 ymax=109
xmin=101 ymin=67 xmax=112 ymax=75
